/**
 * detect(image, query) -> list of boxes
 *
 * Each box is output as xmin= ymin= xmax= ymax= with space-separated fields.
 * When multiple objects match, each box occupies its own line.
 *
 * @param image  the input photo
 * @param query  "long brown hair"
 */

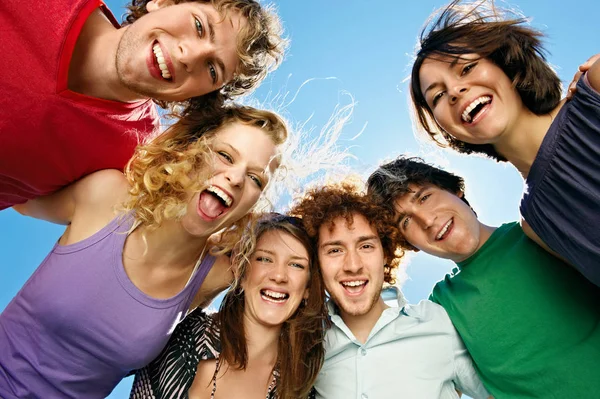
xmin=217 ymin=214 xmax=328 ymax=399
xmin=410 ymin=0 xmax=562 ymax=161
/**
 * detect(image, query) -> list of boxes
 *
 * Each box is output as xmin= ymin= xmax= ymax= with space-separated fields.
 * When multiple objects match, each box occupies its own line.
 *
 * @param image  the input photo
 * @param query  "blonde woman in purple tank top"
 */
xmin=0 ymin=105 xmax=288 ymax=399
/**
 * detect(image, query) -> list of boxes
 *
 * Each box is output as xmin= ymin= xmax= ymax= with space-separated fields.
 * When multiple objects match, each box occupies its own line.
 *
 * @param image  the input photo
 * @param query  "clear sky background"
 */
xmin=0 ymin=0 xmax=597 ymax=397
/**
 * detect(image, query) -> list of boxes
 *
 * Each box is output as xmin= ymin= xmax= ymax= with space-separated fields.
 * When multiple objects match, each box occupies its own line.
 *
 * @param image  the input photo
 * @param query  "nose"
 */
xmin=176 ymin=39 xmax=213 ymax=72
xmin=270 ymin=262 xmax=289 ymax=283
xmin=448 ymin=85 xmax=468 ymax=105
xmin=225 ymin=166 xmax=245 ymax=188
xmin=414 ymin=209 xmax=436 ymax=230
xmin=343 ymin=250 xmax=363 ymax=274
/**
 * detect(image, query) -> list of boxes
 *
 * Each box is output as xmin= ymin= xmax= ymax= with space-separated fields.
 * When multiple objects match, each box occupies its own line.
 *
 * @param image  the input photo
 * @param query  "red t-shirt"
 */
xmin=0 ymin=0 xmax=160 ymax=210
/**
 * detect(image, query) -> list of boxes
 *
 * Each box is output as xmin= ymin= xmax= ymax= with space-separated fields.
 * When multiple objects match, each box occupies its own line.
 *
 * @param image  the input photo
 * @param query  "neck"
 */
xmin=68 ymin=8 xmax=146 ymax=102
xmin=456 ymin=222 xmax=497 ymax=263
xmin=340 ymin=297 xmax=389 ymax=344
xmin=242 ymin=315 xmax=281 ymax=367
xmin=494 ymin=101 xmax=565 ymax=178
xmin=126 ymin=219 xmax=209 ymax=273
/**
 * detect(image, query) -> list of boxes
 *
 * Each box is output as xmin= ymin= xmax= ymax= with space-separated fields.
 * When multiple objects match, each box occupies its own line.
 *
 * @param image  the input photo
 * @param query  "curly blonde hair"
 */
xmin=290 ymin=178 xmax=404 ymax=285
xmin=122 ymin=104 xmax=288 ymax=250
xmin=124 ymin=0 xmax=287 ymax=113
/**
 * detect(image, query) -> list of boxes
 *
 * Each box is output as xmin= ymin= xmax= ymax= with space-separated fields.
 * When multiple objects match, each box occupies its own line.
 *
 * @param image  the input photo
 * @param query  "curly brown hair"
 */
xmin=122 ymin=104 xmax=288 ymax=252
xmin=218 ymin=214 xmax=328 ymax=399
xmin=290 ymin=179 xmax=404 ymax=285
xmin=410 ymin=0 xmax=562 ymax=161
xmin=124 ymin=0 xmax=287 ymax=114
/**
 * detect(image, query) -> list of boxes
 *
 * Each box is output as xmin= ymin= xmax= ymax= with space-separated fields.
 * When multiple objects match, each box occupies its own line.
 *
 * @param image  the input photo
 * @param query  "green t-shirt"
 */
xmin=430 ymin=222 xmax=600 ymax=399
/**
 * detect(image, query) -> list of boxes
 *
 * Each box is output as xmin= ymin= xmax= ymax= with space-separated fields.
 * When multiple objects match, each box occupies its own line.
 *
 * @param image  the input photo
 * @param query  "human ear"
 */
xmin=146 ymin=0 xmax=174 ymax=12
xmin=456 ymin=190 xmax=465 ymax=198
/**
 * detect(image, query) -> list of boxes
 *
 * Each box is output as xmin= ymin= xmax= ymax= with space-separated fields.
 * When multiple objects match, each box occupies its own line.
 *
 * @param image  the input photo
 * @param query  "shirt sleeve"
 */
xmin=450 ymin=326 xmax=490 ymax=399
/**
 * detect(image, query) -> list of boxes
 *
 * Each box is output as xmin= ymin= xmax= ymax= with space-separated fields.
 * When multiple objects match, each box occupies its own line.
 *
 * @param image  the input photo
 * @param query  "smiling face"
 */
xmin=418 ymin=54 xmax=524 ymax=146
xmin=394 ymin=183 xmax=489 ymax=262
xmin=318 ymin=213 xmax=387 ymax=320
xmin=116 ymin=0 xmax=245 ymax=101
xmin=242 ymin=230 xmax=311 ymax=328
xmin=180 ymin=121 xmax=278 ymax=237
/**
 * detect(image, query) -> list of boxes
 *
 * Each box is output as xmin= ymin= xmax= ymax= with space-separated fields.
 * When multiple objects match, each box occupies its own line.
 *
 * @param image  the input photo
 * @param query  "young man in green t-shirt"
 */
xmin=367 ymin=156 xmax=600 ymax=398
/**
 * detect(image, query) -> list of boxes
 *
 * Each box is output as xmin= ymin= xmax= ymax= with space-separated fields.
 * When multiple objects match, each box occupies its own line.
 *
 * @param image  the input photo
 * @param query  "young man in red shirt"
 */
xmin=0 ymin=0 xmax=285 ymax=210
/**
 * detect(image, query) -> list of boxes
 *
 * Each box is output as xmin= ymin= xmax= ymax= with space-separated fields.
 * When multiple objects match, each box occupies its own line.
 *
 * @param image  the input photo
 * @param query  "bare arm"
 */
xmin=566 ymin=53 xmax=600 ymax=99
xmin=586 ymin=54 xmax=600 ymax=92
xmin=13 ymin=170 xmax=130 ymax=245
xmin=13 ymin=169 xmax=129 ymax=226
xmin=13 ymin=184 xmax=77 ymax=225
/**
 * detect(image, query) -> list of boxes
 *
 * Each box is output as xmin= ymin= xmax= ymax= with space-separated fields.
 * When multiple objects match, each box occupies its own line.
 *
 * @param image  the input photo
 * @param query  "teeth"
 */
xmin=152 ymin=44 xmax=171 ymax=80
xmin=263 ymin=289 xmax=287 ymax=299
xmin=436 ymin=219 xmax=452 ymax=240
xmin=207 ymin=186 xmax=232 ymax=207
xmin=461 ymin=96 xmax=491 ymax=123
xmin=261 ymin=289 xmax=288 ymax=302
xmin=341 ymin=281 xmax=366 ymax=287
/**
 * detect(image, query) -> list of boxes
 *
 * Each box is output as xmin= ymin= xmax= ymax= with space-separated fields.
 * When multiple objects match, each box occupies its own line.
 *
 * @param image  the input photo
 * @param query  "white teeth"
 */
xmin=207 ymin=186 xmax=232 ymax=207
xmin=341 ymin=281 xmax=366 ymax=287
xmin=263 ymin=289 xmax=287 ymax=299
xmin=152 ymin=44 xmax=171 ymax=80
xmin=461 ymin=96 xmax=491 ymax=123
xmin=261 ymin=289 xmax=288 ymax=302
xmin=436 ymin=219 xmax=452 ymax=240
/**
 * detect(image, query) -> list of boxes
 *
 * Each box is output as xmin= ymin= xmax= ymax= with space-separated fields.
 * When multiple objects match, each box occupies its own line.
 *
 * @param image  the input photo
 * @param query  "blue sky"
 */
xmin=0 ymin=0 xmax=597 ymax=397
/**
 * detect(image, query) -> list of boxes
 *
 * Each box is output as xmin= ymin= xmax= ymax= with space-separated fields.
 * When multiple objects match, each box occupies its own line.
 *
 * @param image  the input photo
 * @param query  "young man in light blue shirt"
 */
xmin=291 ymin=181 xmax=490 ymax=399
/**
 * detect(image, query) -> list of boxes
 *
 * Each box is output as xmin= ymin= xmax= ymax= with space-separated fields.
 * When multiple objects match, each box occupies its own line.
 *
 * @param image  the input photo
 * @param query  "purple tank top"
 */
xmin=0 ymin=213 xmax=216 ymax=399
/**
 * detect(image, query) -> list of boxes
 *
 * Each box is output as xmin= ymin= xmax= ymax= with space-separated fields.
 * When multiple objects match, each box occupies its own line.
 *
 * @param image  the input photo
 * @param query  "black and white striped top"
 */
xmin=130 ymin=309 xmax=278 ymax=399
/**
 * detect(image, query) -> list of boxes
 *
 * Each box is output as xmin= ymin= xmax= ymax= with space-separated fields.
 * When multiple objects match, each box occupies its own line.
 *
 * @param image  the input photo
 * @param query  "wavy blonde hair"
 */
xmin=122 ymin=105 xmax=288 ymax=250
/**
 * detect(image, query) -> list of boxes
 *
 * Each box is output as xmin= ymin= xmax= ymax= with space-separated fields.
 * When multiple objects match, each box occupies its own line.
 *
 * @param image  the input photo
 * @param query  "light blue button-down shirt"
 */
xmin=314 ymin=298 xmax=489 ymax=399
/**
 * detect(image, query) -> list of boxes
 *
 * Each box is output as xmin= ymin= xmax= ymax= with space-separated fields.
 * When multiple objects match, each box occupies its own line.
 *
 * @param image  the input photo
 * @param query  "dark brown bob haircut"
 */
xmin=367 ymin=156 xmax=474 ymax=251
xmin=124 ymin=0 xmax=286 ymax=116
xmin=290 ymin=179 xmax=404 ymax=285
xmin=410 ymin=0 xmax=562 ymax=161
xmin=218 ymin=214 xmax=328 ymax=399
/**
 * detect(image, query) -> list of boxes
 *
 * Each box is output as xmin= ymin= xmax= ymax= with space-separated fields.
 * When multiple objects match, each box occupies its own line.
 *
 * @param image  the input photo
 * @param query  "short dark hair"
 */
xmin=367 ymin=156 xmax=473 ymax=250
xmin=290 ymin=179 xmax=404 ymax=284
xmin=410 ymin=0 xmax=562 ymax=161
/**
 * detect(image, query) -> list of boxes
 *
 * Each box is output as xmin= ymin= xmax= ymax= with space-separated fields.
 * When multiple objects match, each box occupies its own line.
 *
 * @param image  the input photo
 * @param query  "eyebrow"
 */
xmin=423 ymin=56 xmax=462 ymax=96
xmin=255 ymin=248 xmax=309 ymax=262
xmin=395 ymin=187 xmax=427 ymax=223
xmin=221 ymin=141 xmax=271 ymax=179
xmin=320 ymin=235 xmax=379 ymax=248
xmin=222 ymin=142 xmax=240 ymax=158
xmin=206 ymin=16 xmax=227 ymax=84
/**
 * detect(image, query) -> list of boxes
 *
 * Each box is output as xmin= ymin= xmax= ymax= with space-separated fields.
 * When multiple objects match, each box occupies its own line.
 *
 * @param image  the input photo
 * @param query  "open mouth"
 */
xmin=341 ymin=280 xmax=368 ymax=294
xmin=436 ymin=218 xmax=453 ymax=241
xmin=461 ymin=96 xmax=492 ymax=123
xmin=197 ymin=185 xmax=233 ymax=220
xmin=152 ymin=42 xmax=172 ymax=81
xmin=261 ymin=289 xmax=289 ymax=304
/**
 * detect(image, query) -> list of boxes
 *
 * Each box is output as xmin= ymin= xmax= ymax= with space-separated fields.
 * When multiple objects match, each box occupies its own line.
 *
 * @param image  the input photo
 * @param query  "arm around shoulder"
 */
xmin=13 ymin=169 xmax=130 ymax=225
xmin=586 ymin=54 xmax=600 ymax=92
